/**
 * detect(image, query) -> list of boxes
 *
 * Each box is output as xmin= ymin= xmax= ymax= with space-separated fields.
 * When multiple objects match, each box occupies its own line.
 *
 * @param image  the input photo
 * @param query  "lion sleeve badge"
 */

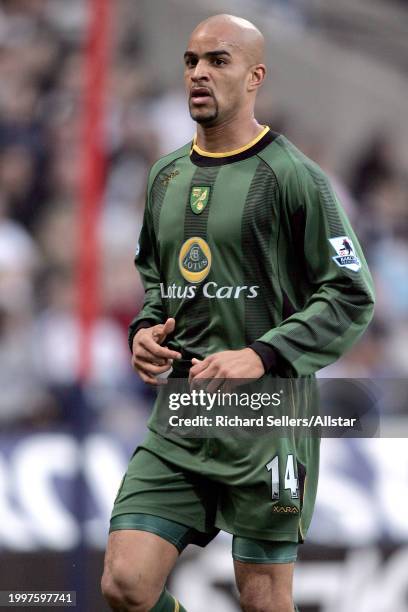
xmin=329 ymin=236 xmax=361 ymax=272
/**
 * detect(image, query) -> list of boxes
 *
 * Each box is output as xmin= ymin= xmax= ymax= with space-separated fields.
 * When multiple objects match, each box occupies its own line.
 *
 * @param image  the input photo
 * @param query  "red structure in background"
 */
xmin=78 ymin=0 xmax=111 ymax=381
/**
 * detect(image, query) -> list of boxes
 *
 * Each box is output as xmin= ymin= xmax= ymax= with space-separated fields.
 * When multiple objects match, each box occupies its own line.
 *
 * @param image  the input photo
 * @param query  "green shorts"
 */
xmin=110 ymin=513 xmax=298 ymax=563
xmin=110 ymin=443 xmax=311 ymax=563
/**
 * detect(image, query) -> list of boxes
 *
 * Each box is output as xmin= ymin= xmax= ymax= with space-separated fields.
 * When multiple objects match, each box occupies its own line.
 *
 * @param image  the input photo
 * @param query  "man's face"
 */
xmin=184 ymin=31 xmax=251 ymax=125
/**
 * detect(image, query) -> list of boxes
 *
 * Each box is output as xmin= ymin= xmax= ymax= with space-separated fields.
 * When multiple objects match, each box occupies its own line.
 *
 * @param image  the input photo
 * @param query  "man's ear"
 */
xmin=247 ymin=64 xmax=266 ymax=92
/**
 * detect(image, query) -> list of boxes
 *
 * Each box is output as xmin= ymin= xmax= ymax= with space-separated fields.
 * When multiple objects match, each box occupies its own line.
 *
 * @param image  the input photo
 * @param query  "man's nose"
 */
xmin=191 ymin=60 xmax=209 ymax=82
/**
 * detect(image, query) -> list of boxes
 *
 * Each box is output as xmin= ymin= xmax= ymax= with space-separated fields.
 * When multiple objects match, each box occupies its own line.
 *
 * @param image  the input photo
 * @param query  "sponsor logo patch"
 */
xmin=178 ymin=237 xmax=211 ymax=283
xmin=160 ymin=170 xmax=180 ymax=186
xmin=190 ymin=186 xmax=210 ymax=214
xmin=272 ymin=505 xmax=299 ymax=514
xmin=160 ymin=282 xmax=259 ymax=300
xmin=329 ymin=236 xmax=361 ymax=272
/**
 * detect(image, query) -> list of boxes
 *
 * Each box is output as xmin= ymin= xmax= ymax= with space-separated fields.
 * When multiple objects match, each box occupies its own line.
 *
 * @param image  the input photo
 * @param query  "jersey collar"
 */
xmin=190 ymin=126 xmax=278 ymax=167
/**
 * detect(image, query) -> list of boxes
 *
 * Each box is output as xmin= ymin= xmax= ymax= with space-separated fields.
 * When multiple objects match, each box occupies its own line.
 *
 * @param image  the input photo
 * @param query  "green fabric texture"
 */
xmin=111 ymin=443 xmax=313 ymax=544
xmin=232 ymin=537 xmax=298 ymax=564
xmin=111 ymin=446 xmax=308 ymax=544
xmin=109 ymin=513 xmax=197 ymax=552
xmin=150 ymin=588 xmax=186 ymax=612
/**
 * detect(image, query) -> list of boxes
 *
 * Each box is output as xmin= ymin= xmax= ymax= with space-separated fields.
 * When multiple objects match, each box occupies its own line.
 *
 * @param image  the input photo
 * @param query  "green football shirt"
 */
xmin=130 ymin=126 xmax=375 ymax=374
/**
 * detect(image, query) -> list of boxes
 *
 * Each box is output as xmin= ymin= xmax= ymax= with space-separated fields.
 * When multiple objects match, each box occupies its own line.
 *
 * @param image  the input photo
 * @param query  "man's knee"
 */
xmin=101 ymin=561 xmax=161 ymax=611
xmin=238 ymin=575 xmax=293 ymax=612
xmin=101 ymin=529 xmax=179 ymax=611
xmin=239 ymin=588 xmax=293 ymax=612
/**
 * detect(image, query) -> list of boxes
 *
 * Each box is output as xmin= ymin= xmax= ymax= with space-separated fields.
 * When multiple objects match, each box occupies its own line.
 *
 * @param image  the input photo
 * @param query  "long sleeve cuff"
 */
xmin=128 ymin=319 xmax=154 ymax=353
xmin=249 ymin=341 xmax=279 ymax=373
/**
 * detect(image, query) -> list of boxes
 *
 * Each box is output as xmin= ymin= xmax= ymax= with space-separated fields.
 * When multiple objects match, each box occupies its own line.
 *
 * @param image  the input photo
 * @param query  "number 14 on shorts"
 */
xmin=266 ymin=454 xmax=299 ymax=500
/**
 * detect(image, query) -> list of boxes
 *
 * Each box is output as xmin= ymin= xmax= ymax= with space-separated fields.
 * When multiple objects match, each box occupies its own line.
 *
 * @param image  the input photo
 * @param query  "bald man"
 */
xmin=101 ymin=14 xmax=374 ymax=612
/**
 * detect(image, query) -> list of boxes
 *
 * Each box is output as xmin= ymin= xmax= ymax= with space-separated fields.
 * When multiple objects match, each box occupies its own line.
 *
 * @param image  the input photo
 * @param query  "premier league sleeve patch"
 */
xmin=329 ymin=236 xmax=361 ymax=272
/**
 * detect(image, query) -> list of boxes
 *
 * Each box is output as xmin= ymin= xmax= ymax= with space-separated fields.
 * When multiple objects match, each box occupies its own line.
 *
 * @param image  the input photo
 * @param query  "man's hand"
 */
xmin=189 ymin=348 xmax=265 ymax=392
xmin=131 ymin=318 xmax=181 ymax=385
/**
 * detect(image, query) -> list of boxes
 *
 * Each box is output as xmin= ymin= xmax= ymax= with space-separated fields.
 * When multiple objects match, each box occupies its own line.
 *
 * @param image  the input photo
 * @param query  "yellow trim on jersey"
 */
xmin=173 ymin=597 xmax=180 ymax=612
xmin=299 ymin=475 xmax=308 ymax=542
xmin=192 ymin=126 xmax=270 ymax=158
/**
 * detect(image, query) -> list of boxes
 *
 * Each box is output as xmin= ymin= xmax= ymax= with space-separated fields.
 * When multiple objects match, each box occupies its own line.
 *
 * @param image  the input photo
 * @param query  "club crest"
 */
xmin=190 ymin=186 xmax=210 ymax=214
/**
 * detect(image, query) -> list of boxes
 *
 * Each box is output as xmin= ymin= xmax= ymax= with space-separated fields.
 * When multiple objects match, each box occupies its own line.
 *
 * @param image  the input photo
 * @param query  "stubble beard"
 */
xmin=189 ymin=97 xmax=219 ymax=125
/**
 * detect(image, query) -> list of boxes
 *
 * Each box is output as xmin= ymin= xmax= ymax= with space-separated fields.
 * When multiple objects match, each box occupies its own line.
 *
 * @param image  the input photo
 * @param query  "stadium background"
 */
xmin=0 ymin=0 xmax=407 ymax=610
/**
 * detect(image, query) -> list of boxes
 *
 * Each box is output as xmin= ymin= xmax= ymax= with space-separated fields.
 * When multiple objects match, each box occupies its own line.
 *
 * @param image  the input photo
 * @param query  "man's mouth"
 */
xmin=190 ymin=87 xmax=213 ymax=105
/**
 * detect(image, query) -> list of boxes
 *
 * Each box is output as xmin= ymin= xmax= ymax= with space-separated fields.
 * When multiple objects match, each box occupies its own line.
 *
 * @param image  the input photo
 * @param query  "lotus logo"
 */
xmin=178 ymin=237 xmax=211 ymax=283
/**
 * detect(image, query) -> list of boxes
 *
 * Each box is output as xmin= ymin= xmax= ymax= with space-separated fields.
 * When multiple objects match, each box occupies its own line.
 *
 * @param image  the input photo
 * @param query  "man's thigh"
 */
xmin=234 ymin=552 xmax=295 ymax=612
xmin=103 ymin=529 xmax=179 ymax=598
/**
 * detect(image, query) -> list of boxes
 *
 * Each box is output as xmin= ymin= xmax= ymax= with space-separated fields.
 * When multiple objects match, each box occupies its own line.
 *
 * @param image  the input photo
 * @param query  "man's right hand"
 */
xmin=131 ymin=318 xmax=181 ymax=385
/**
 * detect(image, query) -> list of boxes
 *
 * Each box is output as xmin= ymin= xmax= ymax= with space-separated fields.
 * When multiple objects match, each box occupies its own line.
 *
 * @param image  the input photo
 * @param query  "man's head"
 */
xmin=184 ymin=14 xmax=266 ymax=126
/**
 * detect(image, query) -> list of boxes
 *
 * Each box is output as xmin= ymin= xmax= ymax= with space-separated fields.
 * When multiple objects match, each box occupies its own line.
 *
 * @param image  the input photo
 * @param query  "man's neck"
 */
xmin=195 ymin=117 xmax=264 ymax=153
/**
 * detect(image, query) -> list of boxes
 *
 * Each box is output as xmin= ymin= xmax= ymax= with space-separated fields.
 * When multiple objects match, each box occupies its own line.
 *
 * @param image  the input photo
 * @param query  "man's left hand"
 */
xmin=189 ymin=348 xmax=265 ymax=392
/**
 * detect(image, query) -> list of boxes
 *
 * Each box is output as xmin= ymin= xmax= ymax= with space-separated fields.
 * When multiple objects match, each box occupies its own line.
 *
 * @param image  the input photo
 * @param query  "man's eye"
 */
xmin=185 ymin=58 xmax=197 ymax=68
xmin=213 ymin=58 xmax=225 ymax=66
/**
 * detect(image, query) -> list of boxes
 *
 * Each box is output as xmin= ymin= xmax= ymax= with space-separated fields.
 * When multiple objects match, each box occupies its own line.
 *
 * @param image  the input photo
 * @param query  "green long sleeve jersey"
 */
xmin=129 ymin=127 xmax=375 ymax=376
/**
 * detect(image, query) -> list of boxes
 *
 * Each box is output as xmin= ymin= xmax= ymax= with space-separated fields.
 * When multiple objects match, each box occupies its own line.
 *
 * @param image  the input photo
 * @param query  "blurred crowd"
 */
xmin=0 ymin=0 xmax=407 ymax=430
